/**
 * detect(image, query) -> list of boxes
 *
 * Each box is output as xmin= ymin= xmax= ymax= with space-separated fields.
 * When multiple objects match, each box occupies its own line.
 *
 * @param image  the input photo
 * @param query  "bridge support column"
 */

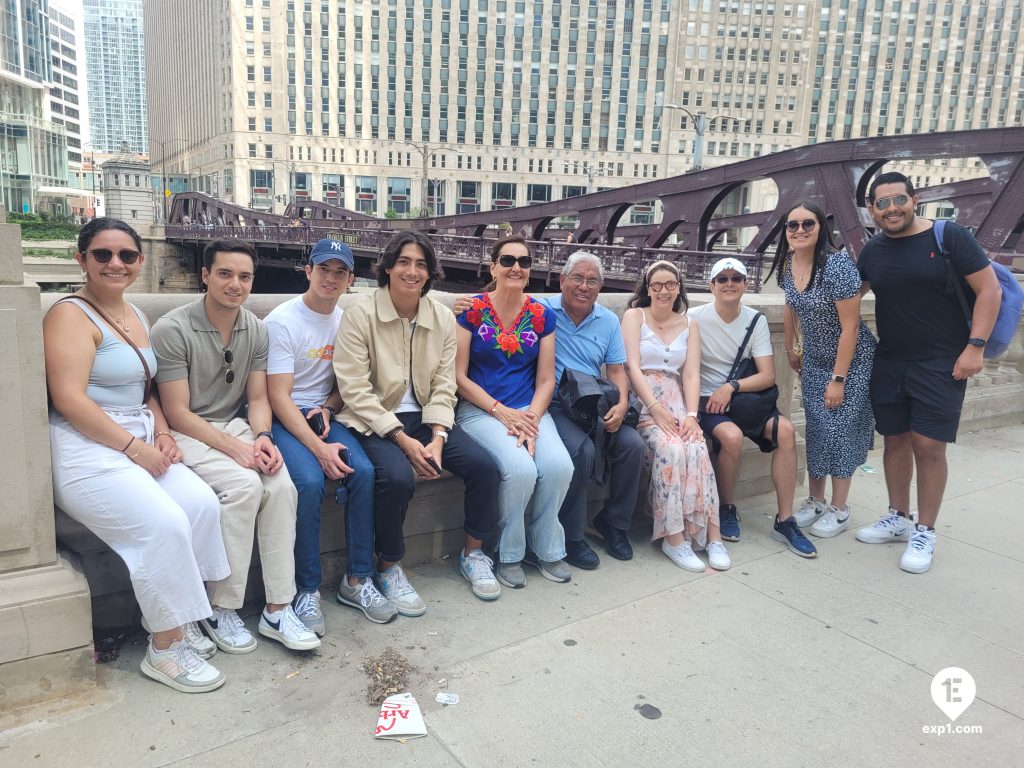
xmin=0 ymin=207 xmax=95 ymax=714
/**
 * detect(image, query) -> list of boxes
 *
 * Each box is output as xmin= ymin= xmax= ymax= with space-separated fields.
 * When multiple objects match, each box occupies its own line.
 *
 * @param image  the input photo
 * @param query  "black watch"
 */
xmin=967 ymin=337 xmax=987 ymax=348
xmin=729 ymin=379 xmax=741 ymax=392
xmin=256 ymin=430 xmax=275 ymax=445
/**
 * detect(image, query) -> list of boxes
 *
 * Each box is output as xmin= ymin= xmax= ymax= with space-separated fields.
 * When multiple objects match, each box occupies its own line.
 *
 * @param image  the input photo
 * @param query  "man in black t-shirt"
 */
xmin=855 ymin=171 xmax=1000 ymax=574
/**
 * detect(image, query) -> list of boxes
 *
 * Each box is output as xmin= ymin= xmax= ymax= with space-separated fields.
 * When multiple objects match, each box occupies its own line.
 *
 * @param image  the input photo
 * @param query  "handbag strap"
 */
xmin=727 ymin=312 xmax=763 ymax=382
xmin=57 ymin=295 xmax=153 ymax=402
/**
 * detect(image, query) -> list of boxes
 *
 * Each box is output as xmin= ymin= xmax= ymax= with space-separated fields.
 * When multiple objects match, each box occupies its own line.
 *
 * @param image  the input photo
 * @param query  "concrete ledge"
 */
xmin=0 ymin=647 xmax=96 ymax=716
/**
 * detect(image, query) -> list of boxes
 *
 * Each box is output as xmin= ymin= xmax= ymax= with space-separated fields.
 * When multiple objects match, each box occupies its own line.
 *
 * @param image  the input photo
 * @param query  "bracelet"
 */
xmin=121 ymin=435 xmax=136 ymax=453
xmin=256 ymin=430 xmax=275 ymax=445
xmin=686 ymin=411 xmax=699 ymax=419
xmin=489 ymin=400 xmax=501 ymax=415
xmin=388 ymin=427 xmax=405 ymax=444
xmin=155 ymin=431 xmax=173 ymax=439
xmin=128 ymin=444 xmax=145 ymax=460
xmin=323 ymin=405 xmax=336 ymax=419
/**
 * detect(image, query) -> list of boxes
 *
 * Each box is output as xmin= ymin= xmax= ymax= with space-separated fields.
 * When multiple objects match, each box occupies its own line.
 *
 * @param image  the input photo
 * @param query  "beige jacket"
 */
xmin=334 ymin=288 xmax=457 ymax=437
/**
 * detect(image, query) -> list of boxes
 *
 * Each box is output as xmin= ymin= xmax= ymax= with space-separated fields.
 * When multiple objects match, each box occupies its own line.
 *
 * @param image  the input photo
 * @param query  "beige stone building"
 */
xmin=143 ymin=0 xmax=1023 ymax=221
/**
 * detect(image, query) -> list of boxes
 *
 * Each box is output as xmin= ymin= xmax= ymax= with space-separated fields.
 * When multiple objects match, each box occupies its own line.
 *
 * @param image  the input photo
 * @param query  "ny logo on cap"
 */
xmin=330 ymin=242 xmax=344 ymax=251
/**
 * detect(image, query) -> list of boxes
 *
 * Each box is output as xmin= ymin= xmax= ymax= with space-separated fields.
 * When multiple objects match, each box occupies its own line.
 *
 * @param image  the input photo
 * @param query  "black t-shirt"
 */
xmin=857 ymin=221 xmax=990 ymax=360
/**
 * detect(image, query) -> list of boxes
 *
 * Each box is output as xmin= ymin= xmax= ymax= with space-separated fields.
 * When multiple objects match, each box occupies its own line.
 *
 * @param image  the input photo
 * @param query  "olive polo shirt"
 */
xmin=151 ymin=297 xmax=269 ymax=423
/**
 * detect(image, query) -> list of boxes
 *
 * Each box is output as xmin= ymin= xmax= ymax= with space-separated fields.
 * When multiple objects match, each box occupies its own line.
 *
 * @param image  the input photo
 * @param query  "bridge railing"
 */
xmin=165 ymin=224 xmax=766 ymax=290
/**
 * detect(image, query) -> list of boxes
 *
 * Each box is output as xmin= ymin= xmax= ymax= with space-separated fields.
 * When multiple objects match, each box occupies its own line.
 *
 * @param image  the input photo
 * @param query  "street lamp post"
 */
xmin=152 ymin=137 xmax=188 ymax=223
xmin=662 ymin=105 xmax=746 ymax=172
xmin=402 ymin=141 xmax=463 ymax=217
xmin=581 ymin=161 xmax=603 ymax=194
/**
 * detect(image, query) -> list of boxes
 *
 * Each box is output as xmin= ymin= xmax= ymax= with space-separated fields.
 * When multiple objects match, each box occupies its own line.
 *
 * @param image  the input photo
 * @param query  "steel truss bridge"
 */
xmin=166 ymin=128 xmax=1024 ymax=291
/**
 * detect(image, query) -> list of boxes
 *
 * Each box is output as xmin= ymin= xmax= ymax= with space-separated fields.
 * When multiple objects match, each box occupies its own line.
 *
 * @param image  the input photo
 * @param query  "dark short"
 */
xmin=870 ymin=356 xmax=967 ymax=443
xmin=699 ymin=407 xmax=782 ymax=454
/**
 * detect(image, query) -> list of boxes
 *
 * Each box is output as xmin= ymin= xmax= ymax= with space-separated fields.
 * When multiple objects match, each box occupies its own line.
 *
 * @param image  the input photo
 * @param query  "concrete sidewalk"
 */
xmin=2 ymin=425 xmax=1022 ymax=767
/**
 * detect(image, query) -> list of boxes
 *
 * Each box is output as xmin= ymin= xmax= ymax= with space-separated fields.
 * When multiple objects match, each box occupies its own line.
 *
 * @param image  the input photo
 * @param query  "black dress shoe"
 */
xmin=591 ymin=514 xmax=634 ymax=561
xmin=564 ymin=539 xmax=600 ymax=570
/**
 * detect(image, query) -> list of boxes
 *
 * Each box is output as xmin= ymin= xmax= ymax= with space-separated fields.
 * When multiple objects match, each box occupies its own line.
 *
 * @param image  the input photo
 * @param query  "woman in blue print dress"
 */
xmin=454 ymin=236 xmax=574 ymax=589
xmin=767 ymin=201 xmax=877 ymax=538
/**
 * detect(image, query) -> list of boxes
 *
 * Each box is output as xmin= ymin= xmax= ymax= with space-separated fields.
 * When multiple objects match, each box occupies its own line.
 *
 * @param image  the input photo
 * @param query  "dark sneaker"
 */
xmin=564 ymin=539 xmax=600 ymax=570
xmin=719 ymin=505 xmax=741 ymax=541
xmin=495 ymin=561 xmax=526 ymax=589
xmin=771 ymin=516 xmax=817 ymax=558
xmin=523 ymin=551 xmax=572 ymax=583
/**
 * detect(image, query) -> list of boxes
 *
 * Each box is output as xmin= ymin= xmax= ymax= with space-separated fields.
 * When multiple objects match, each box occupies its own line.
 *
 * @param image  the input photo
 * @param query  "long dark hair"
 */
xmin=766 ymin=200 xmax=837 ymax=287
xmin=77 ymin=217 xmax=142 ymax=254
xmin=375 ymin=230 xmax=444 ymax=296
xmin=483 ymin=235 xmax=531 ymax=291
xmin=627 ymin=260 xmax=688 ymax=314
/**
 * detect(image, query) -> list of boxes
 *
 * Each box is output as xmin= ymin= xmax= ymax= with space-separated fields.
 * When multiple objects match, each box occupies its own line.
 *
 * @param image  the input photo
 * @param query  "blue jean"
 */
xmin=272 ymin=416 xmax=376 ymax=589
xmin=456 ymin=402 xmax=572 ymax=563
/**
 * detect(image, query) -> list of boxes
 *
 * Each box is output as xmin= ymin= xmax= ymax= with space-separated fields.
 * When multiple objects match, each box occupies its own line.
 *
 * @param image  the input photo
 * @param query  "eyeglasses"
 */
xmin=873 ymin=194 xmax=910 ymax=211
xmin=567 ymin=274 xmax=601 ymax=288
xmin=648 ymin=280 xmax=679 ymax=292
xmin=88 ymin=248 xmax=142 ymax=264
xmin=713 ymin=274 xmax=746 ymax=284
xmin=222 ymin=348 xmax=235 ymax=384
xmin=498 ymin=254 xmax=533 ymax=269
xmin=785 ymin=219 xmax=817 ymax=233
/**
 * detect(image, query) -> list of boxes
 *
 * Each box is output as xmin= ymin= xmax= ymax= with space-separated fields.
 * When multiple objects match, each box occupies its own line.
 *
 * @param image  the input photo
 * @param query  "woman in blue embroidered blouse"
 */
xmin=455 ymin=236 xmax=574 ymax=589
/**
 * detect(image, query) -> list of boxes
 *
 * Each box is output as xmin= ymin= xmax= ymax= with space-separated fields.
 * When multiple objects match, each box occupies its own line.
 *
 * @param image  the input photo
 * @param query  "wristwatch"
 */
xmin=432 ymin=429 xmax=449 ymax=444
xmin=967 ymin=337 xmax=987 ymax=348
xmin=256 ymin=430 xmax=275 ymax=445
xmin=729 ymin=380 xmax=741 ymax=392
xmin=831 ymin=374 xmax=846 ymax=384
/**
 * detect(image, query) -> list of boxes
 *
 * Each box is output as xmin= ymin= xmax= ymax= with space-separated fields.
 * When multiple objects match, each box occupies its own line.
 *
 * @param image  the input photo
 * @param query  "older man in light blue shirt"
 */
xmin=544 ymin=252 xmax=646 ymax=569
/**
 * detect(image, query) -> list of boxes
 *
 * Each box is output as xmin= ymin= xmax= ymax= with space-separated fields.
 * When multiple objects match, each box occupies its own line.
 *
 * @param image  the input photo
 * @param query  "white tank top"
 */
xmin=639 ymin=319 xmax=689 ymax=373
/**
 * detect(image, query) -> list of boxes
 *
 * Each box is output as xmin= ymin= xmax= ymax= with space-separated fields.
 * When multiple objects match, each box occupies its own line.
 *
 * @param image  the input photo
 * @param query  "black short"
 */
xmin=699 ymin=408 xmax=782 ymax=454
xmin=870 ymin=357 xmax=967 ymax=443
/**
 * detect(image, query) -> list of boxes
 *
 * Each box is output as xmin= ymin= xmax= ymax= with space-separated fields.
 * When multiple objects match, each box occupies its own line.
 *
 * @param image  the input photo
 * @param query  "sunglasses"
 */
xmin=498 ymin=254 xmax=533 ymax=269
xmin=714 ymin=274 xmax=746 ymax=284
xmin=786 ymin=219 xmax=817 ymax=233
xmin=873 ymin=194 xmax=910 ymax=211
xmin=88 ymin=248 xmax=142 ymax=264
xmin=222 ymin=348 xmax=235 ymax=384
xmin=649 ymin=280 xmax=679 ymax=292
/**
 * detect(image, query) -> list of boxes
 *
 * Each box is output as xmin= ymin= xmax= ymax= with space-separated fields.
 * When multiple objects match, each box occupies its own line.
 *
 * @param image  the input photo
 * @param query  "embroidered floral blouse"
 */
xmin=456 ymin=293 xmax=556 ymax=409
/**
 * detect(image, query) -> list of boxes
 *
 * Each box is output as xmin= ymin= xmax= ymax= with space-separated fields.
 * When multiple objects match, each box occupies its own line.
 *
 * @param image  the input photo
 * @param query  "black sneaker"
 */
xmin=564 ymin=539 xmax=600 ymax=570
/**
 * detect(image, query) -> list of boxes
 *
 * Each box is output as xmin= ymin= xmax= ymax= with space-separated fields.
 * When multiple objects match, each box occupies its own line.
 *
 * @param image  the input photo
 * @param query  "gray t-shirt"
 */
xmin=689 ymin=303 xmax=773 ymax=396
xmin=151 ymin=297 xmax=269 ymax=423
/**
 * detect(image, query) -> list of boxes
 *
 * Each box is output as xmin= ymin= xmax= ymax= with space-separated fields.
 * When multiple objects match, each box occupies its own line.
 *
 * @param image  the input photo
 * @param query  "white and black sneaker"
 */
xmin=200 ymin=607 xmax=257 ymax=655
xmin=258 ymin=605 xmax=321 ymax=651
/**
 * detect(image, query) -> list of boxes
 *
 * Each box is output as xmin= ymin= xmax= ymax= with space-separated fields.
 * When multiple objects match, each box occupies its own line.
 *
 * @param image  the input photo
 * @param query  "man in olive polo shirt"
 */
xmin=153 ymin=238 xmax=320 ymax=655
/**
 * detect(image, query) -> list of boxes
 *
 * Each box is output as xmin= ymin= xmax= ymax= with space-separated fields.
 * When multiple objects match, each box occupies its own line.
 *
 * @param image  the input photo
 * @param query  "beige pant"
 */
xmin=175 ymin=418 xmax=298 ymax=609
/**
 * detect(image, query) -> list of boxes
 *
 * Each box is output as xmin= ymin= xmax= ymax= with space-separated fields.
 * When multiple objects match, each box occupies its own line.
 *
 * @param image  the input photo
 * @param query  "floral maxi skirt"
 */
xmin=637 ymin=370 xmax=719 ymax=547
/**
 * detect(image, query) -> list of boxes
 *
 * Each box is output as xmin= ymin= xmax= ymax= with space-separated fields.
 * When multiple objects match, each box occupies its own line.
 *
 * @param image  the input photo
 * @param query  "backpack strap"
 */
xmin=935 ymin=220 xmax=972 ymax=326
xmin=727 ymin=312 xmax=763 ymax=382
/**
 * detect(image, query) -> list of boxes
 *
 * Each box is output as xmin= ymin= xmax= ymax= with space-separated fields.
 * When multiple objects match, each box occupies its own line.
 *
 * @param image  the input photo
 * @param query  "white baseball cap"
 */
xmin=709 ymin=257 xmax=748 ymax=280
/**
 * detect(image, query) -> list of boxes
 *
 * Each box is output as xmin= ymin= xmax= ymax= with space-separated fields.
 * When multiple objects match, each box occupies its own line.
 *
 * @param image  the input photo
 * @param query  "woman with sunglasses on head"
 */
xmin=767 ymin=201 xmax=877 ymax=538
xmin=454 ymin=236 xmax=574 ymax=588
xmin=44 ymin=218 xmax=230 ymax=694
xmin=621 ymin=261 xmax=729 ymax=571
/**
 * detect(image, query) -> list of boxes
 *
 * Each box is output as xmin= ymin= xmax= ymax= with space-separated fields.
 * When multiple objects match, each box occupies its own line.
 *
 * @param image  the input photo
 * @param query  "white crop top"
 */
xmin=638 ymin=320 xmax=689 ymax=373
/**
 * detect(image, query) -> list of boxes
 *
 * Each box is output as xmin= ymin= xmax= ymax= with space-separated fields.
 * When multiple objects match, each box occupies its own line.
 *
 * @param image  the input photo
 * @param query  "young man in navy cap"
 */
xmin=689 ymin=257 xmax=816 ymax=559
xmin=266 ymin=239 xmax=398 ymax=633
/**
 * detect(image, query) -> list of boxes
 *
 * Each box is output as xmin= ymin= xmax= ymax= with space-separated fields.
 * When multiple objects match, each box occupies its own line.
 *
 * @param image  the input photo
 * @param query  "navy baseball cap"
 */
xmin=309 ymin=239 xmax=355 ymax=271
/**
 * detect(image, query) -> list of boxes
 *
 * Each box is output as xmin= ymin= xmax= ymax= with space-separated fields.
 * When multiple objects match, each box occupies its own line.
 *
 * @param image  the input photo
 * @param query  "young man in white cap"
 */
xmin=689 ymin=257 xmax=816 ymax=558
xmin=266 ymin=239 xmax=398 ymax=634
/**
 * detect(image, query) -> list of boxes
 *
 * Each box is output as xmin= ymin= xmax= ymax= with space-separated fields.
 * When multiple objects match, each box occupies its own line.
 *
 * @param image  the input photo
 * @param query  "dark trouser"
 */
xmin=550 ymin=405 xmax=646 ymax=541
xmin=354 ymin=411 xmax=500 ymax=563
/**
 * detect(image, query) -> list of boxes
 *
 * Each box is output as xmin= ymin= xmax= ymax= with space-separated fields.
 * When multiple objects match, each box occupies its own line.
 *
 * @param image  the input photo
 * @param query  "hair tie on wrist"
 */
xmin=489 ymin=400 xmax=501 ymax=415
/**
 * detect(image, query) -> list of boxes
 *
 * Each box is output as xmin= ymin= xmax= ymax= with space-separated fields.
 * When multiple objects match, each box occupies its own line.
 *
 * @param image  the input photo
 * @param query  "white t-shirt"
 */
xmin=689 ymin=303 xmax=773 ymax=396
xmin=265 ymin=295 xmax=343 ymax=409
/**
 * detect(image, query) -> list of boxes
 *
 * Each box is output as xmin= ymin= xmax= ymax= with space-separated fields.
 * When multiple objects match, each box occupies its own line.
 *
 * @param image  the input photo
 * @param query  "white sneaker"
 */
xmin=459 ymin=549 xmax=501 ymax=601
xmin=375 ymin=563 xmax=427 ymax=617
xmin=141 ymin=639 xmax=225 ymax=694
xmin=258 ymin=605 xmax=321 ymax=651
xmin=809 ymin=505 xmax=851 ymax=538
xmin=662 ymin=539 xmax=706 ymax=572
xmin=200 ymin=607 xmax=257 ymax=654
xmin=855 ymin=508 xmax=912 ymax=544
xmin=706 ymin=541 xmax=731 ymax=570
xmin=183 ymin=620 xmax=217 ymax=659
xmin=793 ymin=496 xmax=828 ymax=528
xmin=900 ymin=524 xmax=936 ymax=574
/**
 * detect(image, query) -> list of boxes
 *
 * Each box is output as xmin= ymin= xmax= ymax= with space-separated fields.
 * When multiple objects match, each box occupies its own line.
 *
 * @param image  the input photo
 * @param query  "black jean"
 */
xmin=354 ymin=411 xmax=500 ymax=563
xmin=550 ymin=405 xmax=646 ymax=541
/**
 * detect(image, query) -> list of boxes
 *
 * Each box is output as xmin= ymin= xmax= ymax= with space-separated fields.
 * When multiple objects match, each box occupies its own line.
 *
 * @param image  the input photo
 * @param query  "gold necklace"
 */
xmin=81 ymin=290 xmax=130 ymax=332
